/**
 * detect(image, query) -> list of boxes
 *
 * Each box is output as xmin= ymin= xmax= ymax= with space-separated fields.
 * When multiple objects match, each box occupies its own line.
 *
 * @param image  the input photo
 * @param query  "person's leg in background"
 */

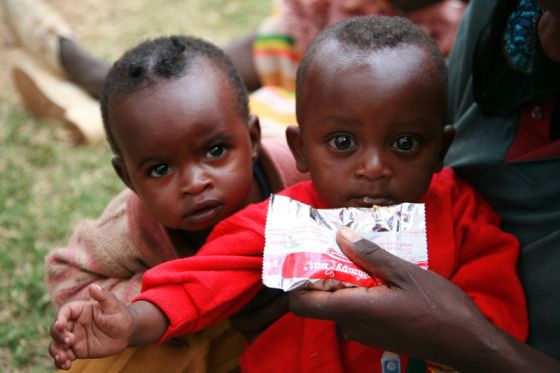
xmin=2 ymin=0 xmax=106 ymax=144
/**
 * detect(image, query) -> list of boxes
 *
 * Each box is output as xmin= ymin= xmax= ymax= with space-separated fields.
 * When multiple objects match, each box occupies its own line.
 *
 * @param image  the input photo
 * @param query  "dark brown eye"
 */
xmin=207 ymin=144 xmax=227 ymax=158
xmin=327 ymin=134 xmax=356 ymax=150
xmin=391 ymin=135 xmax=419 ymax=151
xmin=149 ymin=164 xmax=172 ymax=178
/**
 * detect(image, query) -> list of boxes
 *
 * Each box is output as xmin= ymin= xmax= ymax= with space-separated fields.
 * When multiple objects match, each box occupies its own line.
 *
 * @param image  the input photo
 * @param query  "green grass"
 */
xmin=0 ymin=0 xmax=271 ymax=370
xmin=0 ymin=106 xmax=121 ymax=371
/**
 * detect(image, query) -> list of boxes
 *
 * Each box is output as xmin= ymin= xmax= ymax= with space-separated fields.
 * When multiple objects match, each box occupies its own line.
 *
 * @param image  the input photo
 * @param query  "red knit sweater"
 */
xmin=136 ymin=168 xmax=528 ymax=372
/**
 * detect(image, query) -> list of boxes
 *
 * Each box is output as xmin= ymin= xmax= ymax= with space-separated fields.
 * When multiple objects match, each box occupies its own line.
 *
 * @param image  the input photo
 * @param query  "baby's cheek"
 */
xmin=150 ymin=195 xmax=181 ymax=227
xmin=405 ymin=175 xmax=433 ymax=201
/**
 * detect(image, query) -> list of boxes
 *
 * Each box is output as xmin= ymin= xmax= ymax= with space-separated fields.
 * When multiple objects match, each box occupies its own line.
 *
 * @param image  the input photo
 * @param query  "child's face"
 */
xmin=110 ymin=61 xmax=260 ymax=231
xmin=288 ymin=42 xmax=453 ymax=208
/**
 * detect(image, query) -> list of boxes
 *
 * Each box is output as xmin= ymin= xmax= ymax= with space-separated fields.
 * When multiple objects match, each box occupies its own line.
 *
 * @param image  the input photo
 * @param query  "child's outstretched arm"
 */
xmin=49 ymin=284 xmax=168 ymax=370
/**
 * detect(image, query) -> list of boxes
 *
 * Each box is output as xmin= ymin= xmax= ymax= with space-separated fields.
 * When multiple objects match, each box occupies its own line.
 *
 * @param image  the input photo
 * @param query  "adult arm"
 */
xmin=290 ymin=227 xmax=560 ymax=372
xmin=223 ymin=32 xmax=261 ymax=91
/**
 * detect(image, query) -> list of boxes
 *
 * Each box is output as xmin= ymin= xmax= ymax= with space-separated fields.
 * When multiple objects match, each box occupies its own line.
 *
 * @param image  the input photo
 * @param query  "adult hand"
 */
xmin=49 ymin=284 xmax=133 ymax=369
xmin=289 ymin=227 xmax=560 ymax=372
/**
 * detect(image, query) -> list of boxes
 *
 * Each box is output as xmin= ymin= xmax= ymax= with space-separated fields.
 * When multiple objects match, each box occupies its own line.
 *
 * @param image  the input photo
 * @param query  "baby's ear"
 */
xmin=112 ymin=156 xmax=135 ymax=192
xmin=286 ymin=125 xmax=308 ymax=173
xmin=436 ymin=125 xmax=455 ymax=170
xmin=247 ymin=115 xmax=261 ymax=163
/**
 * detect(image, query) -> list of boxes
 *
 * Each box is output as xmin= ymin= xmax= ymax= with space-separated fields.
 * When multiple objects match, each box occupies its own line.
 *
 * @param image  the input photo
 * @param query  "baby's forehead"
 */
xmin=304 ymin=44 xmax=440 ymax=102
xmin=297 ymin=42 xmax=445 ymax=127
xmin=110 ymin=70 xmax=246 ymax=132
xmin=314 ymin=39 xmax=430 ymax=73
xmin=116 ymin=63 xmax=231 ymax=107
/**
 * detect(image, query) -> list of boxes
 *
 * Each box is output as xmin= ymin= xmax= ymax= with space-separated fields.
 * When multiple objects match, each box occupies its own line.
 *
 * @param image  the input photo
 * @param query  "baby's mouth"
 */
xmin=353 ymin=196 xmax=396 ymax=207
xmin=184 ymin=200 xmax=222 ymax=223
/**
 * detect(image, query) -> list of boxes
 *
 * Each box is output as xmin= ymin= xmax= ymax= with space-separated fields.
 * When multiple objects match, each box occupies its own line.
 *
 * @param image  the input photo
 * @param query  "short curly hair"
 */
xmin=296 ymin=15 xmax=448 ymax=121
xmin=100 ymin=35 xmax=249 ymax=154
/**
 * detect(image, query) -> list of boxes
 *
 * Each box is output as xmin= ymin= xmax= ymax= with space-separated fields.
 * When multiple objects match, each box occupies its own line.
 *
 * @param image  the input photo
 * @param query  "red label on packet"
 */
xmin=282 ymin=251 xmax=382 ymax=288
xmin=262 ymin=195 xmax=428 ymax=291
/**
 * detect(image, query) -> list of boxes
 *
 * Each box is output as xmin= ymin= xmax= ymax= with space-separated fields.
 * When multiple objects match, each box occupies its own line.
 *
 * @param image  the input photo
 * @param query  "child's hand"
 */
xmin=48 ymin=284 xmax=133 ymax=369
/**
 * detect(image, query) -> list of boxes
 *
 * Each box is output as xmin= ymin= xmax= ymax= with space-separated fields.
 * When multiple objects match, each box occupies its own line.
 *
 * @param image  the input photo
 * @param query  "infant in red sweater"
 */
xmin=50 ymin=16 xmax=528 ymax=372
xmin=45 ymin=35 xmax=306 ymax=372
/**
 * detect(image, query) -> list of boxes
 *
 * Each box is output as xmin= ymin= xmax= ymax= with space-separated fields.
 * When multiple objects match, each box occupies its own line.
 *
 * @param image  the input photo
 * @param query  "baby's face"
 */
xmin=109 ymin=62 xmax=258 ymax=231
xmin=292 ymin=42 xmax=451 ymax=208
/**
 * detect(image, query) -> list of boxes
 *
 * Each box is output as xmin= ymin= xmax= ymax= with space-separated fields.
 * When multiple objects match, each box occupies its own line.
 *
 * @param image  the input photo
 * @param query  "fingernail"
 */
xmin=338 ymin=226 xmax=362 ymax=243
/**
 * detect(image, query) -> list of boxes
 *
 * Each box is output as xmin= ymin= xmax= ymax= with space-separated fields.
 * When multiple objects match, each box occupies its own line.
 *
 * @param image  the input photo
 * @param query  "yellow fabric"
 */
xmin=253 ymin=37 xmax=296 ymax=51
xmin=251 ymin=0 xmax=396 ymax=93
xmin=252 ymin=2 xmax=299 ymax=93
xmin=59 ymin=321 xmax=244 ymax=373
xmin=249 ymin=85 xmax=296 ymax=139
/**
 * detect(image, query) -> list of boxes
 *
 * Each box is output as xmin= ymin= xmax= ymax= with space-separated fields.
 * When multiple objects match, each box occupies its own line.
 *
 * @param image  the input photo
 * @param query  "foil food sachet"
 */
xmin=262 ymin=194 xmax=428 ymax=291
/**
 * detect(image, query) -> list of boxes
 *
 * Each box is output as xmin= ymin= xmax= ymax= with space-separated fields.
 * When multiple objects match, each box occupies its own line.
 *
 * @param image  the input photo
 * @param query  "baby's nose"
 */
xmin=179 ymin=167 xmax=211 ymax=195
xmin=354 ymin=151 xmax=391 ymax=180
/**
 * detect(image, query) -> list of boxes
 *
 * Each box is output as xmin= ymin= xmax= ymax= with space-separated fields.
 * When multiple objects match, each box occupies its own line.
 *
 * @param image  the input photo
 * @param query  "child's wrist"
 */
xmin=127 ymin=303 xmax=144 ymax=346
xmin=127 ymin=300 xmax=169 ymax=346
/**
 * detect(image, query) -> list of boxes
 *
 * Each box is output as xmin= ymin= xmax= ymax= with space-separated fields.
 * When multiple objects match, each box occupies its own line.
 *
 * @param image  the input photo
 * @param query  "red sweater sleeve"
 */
xmin=134 ymin=201 xmax=268 ymax=342
xmin=427 ymin=169 xmax=528 ymax=342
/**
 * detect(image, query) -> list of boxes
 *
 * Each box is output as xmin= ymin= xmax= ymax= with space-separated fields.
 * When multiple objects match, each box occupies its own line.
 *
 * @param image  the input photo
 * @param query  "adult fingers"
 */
xmin=290 ymin=285 xmax=386 ymax=321
xmin=336 ymin=227 xmax=419 ymax=286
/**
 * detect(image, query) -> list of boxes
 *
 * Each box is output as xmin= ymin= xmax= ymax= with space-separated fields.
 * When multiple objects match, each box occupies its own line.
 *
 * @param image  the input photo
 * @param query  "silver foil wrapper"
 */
xmin=263 ymin=194 xmax=427 ymax=291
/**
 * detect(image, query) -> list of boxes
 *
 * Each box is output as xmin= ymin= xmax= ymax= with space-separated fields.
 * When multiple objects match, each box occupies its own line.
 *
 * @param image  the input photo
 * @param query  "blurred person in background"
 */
xmin=2 ymin=0 xmax=467 ymax=144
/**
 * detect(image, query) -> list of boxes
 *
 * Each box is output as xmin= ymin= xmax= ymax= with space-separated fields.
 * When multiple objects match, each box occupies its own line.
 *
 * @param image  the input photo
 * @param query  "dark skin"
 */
xmin=223 ymin=32 xmax=261 ymax=92
xmin=51 ymin=3 xmax=560 ymax=370
xmin=109 ymin=63 xmax=262 ymax=235
xmin=49 ymin=40 xmax=454 ymax=369
xmin=538 ymin=0 xmax=560 ymax=63
xmin=58 ymin=33 xmax=262 ymax=97
xmin=289 ymin=2 xmax=560 ymax=371
xmin=288 ymin=41 xmax=453 ymax=209
xmin=231 ymin=36 xmax=459 ymax=342
xmin=59 ymin=37 xmax=108 ymax=99
xmin=49 ymin=58 xmax=271 ymax=369
xmin=290 ymin=227 xmax=560 ymax=373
